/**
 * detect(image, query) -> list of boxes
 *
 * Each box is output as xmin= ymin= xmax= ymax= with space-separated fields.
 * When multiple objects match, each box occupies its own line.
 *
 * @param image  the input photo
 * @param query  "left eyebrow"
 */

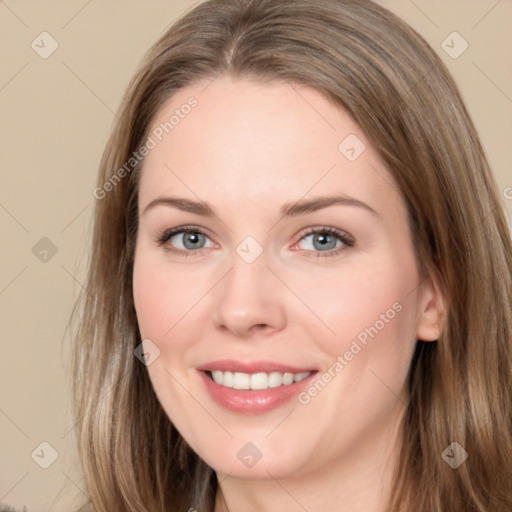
xmin=280 ymin=195 xmax=379 ymax=218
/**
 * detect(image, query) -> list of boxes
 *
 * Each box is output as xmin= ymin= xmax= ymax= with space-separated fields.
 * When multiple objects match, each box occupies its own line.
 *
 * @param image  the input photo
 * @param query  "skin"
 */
xmin=132 ymin=75 xmax=444 ymax=512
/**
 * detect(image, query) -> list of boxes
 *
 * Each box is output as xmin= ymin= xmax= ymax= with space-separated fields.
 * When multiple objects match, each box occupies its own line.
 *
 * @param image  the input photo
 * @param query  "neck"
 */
xmin=214 ymin=409 xmax=407 ymax=512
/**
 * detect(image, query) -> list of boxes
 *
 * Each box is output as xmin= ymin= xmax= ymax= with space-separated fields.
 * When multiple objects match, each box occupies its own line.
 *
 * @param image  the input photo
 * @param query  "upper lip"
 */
xmin=197 ymin=359 xmax=316 ymax=374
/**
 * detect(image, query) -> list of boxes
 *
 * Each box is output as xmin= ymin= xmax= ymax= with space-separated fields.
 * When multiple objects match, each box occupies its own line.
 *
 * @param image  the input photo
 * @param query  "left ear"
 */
xmin=416 ymin=272 xmax=445 ymax=342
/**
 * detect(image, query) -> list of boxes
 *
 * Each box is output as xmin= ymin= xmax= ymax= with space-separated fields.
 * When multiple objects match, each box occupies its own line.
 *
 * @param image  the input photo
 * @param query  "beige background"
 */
xmin=0 ymin=1 xmax=510 ymax=510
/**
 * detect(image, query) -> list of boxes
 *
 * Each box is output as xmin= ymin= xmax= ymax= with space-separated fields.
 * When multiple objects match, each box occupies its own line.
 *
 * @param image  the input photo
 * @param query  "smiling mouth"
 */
xmin=206 ymin=370 xmax=312 ymax=390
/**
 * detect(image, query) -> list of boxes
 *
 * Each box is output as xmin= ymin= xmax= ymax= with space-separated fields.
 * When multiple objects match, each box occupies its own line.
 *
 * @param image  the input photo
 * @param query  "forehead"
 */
xmin=138 ymin=75 xmax=401 ymax=221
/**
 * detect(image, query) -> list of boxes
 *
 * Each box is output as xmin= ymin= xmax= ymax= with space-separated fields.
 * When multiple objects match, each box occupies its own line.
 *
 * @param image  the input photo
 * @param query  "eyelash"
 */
xmin=156 ymin=225 xmax=354 ymax=259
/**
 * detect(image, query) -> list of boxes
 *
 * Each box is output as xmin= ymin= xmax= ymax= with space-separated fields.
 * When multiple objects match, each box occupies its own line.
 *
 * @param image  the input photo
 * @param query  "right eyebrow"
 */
xmin=142 ymin=197 xmax=214 ymax=217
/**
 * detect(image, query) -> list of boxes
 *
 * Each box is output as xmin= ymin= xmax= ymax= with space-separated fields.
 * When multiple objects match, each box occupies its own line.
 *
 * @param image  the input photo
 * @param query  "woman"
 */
xmin=71 ymin=0 xmax=512 ymax=510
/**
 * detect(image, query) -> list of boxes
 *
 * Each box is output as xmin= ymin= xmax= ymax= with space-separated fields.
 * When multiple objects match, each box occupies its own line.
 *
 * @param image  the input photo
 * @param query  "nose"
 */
xmin=212 ymin=253 xmax=287 ymax=339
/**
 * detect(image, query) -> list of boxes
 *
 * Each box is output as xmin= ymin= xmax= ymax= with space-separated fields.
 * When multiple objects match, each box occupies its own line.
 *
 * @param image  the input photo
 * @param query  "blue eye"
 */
xmin=296 ymin=227 xmax=354 ymax=258
xmin=300 ymin=231 xmax=340 ymax=251
xmin=171 ymin=231 xmax=209 ymax=250
xmin=157 ymin=226 xmax=214 ymax=254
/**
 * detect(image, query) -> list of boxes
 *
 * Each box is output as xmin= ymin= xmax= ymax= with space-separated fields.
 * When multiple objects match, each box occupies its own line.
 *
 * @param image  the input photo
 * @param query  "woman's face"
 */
xmin=133 ymin=75 xmax=440 ymax=480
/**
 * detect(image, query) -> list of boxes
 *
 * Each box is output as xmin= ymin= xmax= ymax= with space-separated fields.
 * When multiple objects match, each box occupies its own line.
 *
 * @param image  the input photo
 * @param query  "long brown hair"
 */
xmin=70 ymin=0 xmax=512 ymax=510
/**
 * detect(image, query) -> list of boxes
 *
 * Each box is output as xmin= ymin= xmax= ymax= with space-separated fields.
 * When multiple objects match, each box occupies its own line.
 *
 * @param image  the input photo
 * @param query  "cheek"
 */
xmin=289 ymin=255 xmax=420 ymax=442
xmin=133 ymin=262 xmax=171 ymax=342
xmin=298 ymin=251 xmax=420 ymax=369
xmin=132 ymin=249 xmax=205 ymax=430
xmin=133 ymin=248 xmax=207 ymax=344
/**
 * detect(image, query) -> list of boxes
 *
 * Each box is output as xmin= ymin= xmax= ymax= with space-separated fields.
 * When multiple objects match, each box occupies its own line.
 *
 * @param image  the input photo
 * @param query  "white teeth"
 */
xmin=212 ymin=370 xmax=223 ymax=384
xmin=233 ymin=372 xmax=250 ymax=389
xmin=223 ymin=371 xmax=233 ymax=387
xmin=282 ymin=372 xmax=294 ymax=385
xmin=210 ymin=370 xmax=312 ymax=390
xmin=268 ymin=371 xmax=283 ymax=388
xmin=250 ymin=372 xmax=268 ymax=390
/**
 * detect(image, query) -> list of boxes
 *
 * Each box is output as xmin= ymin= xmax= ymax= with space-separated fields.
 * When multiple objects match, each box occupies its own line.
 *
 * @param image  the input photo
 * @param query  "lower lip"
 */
xmin=199 ymin=371 xmax=316 ymax=414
